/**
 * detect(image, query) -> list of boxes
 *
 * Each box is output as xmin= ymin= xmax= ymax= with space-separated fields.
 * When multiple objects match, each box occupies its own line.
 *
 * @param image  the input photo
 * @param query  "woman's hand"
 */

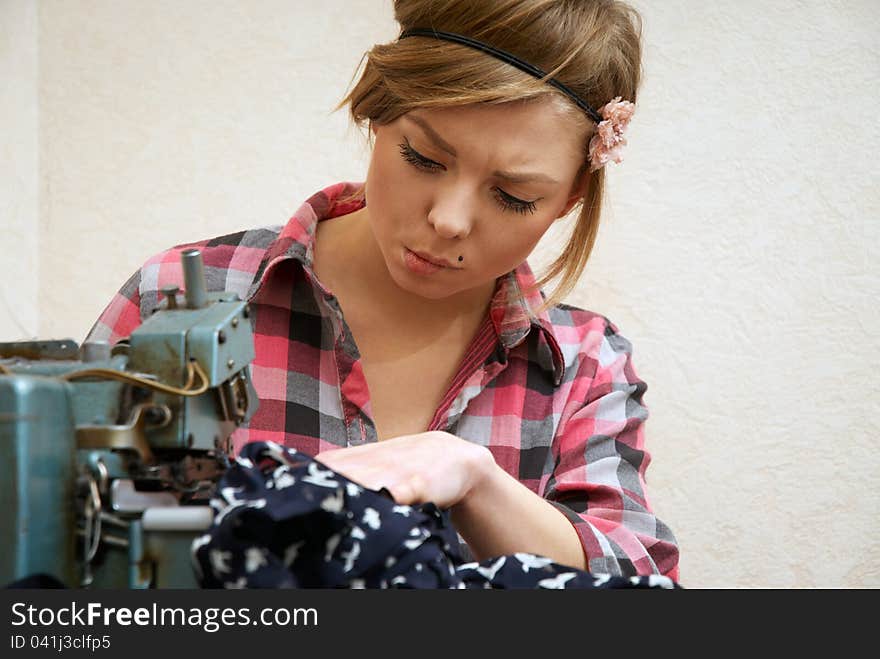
xmin=314 ymin=431 xmax=495 ymax=508
xmin=317 ymin=432 xmax=587 ymax=567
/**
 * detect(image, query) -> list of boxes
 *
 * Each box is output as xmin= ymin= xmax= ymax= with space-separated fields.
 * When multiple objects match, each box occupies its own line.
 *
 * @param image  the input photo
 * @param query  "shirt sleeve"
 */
xmin=83 ymin=268 xmax=145 ymax=345
xmin=544 ymin=319 xmax=680 ymax=580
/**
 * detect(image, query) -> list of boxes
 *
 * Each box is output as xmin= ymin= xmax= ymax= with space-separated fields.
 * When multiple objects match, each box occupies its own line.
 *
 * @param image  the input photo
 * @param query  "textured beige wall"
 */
xmin=0 ymin=0 xmax=39 ymax=339
xmin=3 ymin=1 xmax=878 ymax=587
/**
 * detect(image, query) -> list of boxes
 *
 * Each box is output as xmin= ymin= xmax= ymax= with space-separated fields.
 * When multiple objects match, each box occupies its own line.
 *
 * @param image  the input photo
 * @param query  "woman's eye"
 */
xmin=398 ymin=141 xmax=444 ymax=172
xmin=398 ymin=140 xmax=537 ymax=215
xmin=494 ymin=187 xmax=538 ymax=215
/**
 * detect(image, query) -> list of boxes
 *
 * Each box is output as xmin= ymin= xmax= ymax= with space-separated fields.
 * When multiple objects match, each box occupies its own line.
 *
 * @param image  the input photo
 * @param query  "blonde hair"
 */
xmin=341 ymin=0 xmax=643 ymax=309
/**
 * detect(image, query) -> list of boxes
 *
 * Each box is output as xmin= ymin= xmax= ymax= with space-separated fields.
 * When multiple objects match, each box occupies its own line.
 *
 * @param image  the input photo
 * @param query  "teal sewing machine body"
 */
xmin=0 ymin=249 xmax=257 ymax=588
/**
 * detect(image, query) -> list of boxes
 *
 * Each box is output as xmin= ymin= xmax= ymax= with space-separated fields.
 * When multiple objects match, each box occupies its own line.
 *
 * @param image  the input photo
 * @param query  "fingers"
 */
xmin=384 ymin=473 xmax=427 ymax=506
xmin=315 ymin=454 xmax=412 ymax=500
xmin=312 ymin=435 xmax=467 ymax=507
xmin=318 ymin=457 xmax=426 ymax=505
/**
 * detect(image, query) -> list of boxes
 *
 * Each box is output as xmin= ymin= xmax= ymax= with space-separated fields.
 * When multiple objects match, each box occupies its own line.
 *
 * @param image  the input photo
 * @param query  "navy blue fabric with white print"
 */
xmin=191 ymin=442 xmax=679 ymax=589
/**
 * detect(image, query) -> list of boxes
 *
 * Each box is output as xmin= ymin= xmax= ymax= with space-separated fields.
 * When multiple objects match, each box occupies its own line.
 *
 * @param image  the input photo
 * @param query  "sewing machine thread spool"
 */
xmin=181 ymin=249 xmax=208 ymax=309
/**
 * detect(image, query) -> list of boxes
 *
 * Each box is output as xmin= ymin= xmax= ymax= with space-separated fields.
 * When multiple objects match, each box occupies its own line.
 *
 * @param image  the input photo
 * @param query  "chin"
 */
xmin=390 ymin=270 xmax=459 ymax=300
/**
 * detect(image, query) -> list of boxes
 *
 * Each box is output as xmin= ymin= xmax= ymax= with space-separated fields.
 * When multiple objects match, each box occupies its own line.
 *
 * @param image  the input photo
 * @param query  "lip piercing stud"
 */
xmin=458 ymin=256 xmax=464 ymax=262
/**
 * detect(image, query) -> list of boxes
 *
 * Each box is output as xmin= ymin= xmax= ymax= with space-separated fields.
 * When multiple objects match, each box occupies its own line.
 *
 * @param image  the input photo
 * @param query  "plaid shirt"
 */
xmin=87 ymin=182 xmax=679 ymax=579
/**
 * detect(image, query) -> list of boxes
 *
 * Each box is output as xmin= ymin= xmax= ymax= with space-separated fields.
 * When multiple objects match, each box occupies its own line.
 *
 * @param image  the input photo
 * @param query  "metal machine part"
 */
xmin=0 ymin=249 xmax=258 ymax=588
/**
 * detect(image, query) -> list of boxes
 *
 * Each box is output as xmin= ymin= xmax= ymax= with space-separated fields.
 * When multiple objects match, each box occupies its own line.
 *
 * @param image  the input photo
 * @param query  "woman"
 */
xmin=89 ymin=0 xmax=680 ymax=579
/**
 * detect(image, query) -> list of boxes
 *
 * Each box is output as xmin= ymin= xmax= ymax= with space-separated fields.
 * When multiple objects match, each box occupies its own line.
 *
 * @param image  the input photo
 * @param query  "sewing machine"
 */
xmin=0 ymin=249 xmax=257 ymax=588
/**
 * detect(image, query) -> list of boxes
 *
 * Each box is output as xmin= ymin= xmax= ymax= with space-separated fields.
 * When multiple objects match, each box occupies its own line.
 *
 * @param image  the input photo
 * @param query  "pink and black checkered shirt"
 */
xmin=87 ymin=182 xmax=679 ymax=579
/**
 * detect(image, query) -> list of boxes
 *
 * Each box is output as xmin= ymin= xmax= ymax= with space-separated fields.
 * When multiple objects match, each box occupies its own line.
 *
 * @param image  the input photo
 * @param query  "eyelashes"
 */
xmin=494 ymin=187 xmax=538 ymax=215
xmin=398 ymin=140 xmax=444 ymax=172
xmin=397 ymin=140 xmax=539 ymax=215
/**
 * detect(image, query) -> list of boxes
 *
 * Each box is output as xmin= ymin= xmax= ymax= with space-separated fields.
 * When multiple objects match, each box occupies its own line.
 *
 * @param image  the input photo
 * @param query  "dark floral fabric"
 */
xmin=192 ymin=442 xmax=680 ymax=590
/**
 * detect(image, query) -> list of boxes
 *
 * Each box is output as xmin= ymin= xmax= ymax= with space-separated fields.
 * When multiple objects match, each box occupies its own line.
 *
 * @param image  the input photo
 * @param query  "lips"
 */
xmin=403 ymin=248 xmax=460 ymax=276
xmin=410 ymin=250 xmax=456 ymax=269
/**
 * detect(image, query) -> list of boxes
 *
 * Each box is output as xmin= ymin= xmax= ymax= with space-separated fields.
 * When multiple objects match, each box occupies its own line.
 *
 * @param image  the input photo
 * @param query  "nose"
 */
xmin=426 ymin=184 xmax=477 ymax=240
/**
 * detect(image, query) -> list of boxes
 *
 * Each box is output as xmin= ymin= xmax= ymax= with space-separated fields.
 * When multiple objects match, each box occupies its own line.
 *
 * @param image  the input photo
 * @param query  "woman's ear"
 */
xmin=556 ymin=172 xmax=589 ymax=219
xmin=557 ymin=195 xmax=582 ymax=218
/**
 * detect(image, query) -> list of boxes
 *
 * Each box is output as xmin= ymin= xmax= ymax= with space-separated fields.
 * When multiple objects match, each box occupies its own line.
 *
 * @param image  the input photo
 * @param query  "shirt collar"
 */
xmin=489 ymin=264 xmax=565 ymax=386
xmin=249 ymin=182 xmax=565 ymax=385
xmin=247 ymin=182 xmax=364 ymax=300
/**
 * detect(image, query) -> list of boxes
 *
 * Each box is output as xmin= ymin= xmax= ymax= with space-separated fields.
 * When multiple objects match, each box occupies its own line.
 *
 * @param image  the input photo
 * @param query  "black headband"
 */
xmin=398 ymin=28 xmax=603 ymax=124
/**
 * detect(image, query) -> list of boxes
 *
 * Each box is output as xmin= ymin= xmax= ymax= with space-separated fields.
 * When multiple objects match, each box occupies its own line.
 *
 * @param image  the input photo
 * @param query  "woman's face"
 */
xmin=364 ymin=97 xmax=591 ymax=302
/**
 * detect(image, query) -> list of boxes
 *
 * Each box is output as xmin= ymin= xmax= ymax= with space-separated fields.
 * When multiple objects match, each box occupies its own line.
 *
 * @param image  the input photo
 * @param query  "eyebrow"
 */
xmin=491 ymin=169 xmax=559 ymax=185
xmin=404 ymin=114 xmax=559 ymax=186
xmin=406 ymin=115 xmax=457 ymax=157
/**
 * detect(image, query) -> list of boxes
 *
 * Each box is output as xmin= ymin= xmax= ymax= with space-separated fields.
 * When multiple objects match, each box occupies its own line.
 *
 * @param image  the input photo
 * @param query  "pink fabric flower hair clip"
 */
xmin=588 ymin=96 xmax=636 ymax=172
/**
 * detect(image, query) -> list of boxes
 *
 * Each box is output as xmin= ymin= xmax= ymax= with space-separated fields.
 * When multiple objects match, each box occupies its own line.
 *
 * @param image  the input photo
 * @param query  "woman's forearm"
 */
xmin=451 ymin=459 xmax=587 ymax=570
